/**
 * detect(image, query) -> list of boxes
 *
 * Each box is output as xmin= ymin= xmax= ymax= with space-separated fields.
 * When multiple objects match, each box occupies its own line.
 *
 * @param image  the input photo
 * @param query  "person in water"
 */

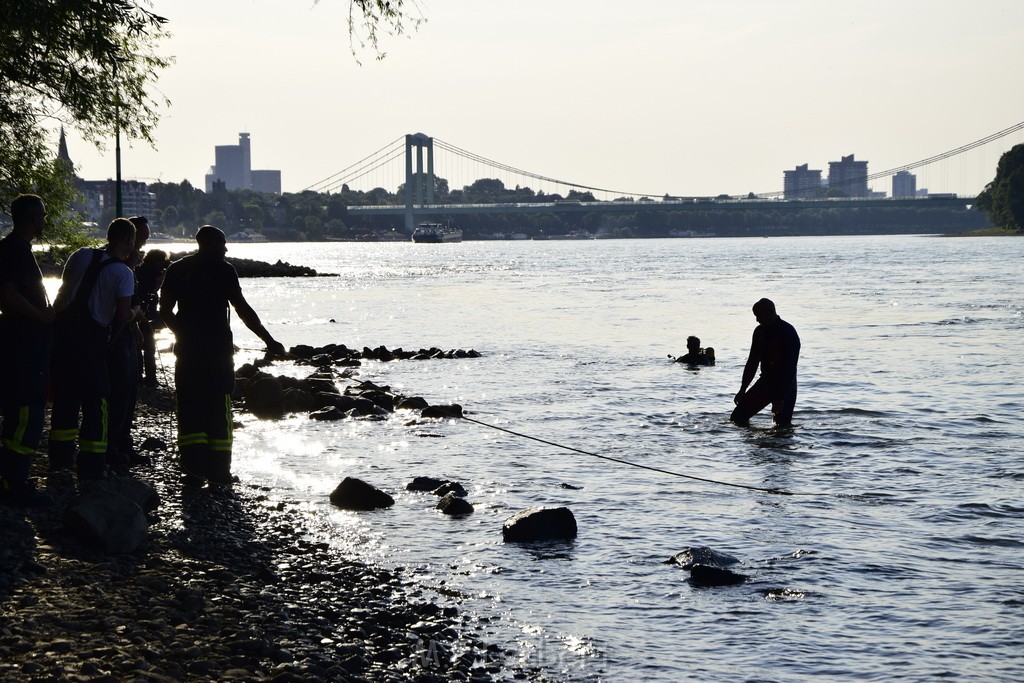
xmin=731 ymin=298 xmax=800 ymax=427
xmin=676 ymin=336 xmax=715 ymax=366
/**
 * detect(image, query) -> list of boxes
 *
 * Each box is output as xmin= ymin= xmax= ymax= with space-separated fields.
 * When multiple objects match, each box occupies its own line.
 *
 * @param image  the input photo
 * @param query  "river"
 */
xmin=121 ymin=235 xmax=1024 ymax=680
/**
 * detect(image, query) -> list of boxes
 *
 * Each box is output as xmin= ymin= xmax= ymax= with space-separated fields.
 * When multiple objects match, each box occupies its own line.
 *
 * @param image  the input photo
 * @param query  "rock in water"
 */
xmin=502 ymin=506 xmax=577 ymax=542
xmin=689 ymin=564 xmax=747 ymax=587
xmin=421 ymin=404 xmax=463 ymax=419
xmin=329 ymin=477 xmax=394 ymax=510
xmin=436 ymin=493 xmax=474 ymax=516
xmin=406 ymin=476 xmax=447 ymax=492
xmin=666 ymin=546 xmax=740 ymax=570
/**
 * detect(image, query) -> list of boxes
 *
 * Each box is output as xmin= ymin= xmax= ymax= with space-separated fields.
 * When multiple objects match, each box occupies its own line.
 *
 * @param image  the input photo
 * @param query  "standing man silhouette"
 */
xmin=160 ymin=225 xmax=285 ymax=488
xmin=732 ymin=298 xmax=800 ymax=427
xmin=0 ymin=195 xmax=55 ymax=505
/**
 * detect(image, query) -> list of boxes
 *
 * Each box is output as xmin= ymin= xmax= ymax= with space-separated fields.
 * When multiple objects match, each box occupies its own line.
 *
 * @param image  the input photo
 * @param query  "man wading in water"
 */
xmin=160 ymin=225 xmax=285 ymax=489
xmin=731 ymin=298 xmax=800 ymax=427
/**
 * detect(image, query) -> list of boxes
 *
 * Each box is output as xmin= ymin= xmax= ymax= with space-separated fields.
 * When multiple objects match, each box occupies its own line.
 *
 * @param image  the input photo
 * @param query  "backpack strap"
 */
xmin=65 ymin=248 xmax=124 ymax=318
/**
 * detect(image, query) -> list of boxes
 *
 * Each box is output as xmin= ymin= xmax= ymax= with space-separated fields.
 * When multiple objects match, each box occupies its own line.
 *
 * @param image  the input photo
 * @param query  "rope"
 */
xmin=460 ymin=415 xmax=818 ymax=497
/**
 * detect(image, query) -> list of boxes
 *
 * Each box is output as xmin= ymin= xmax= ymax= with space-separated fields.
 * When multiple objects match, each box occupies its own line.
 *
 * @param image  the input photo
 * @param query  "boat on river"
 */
xmin=227 ymin=231 xmax=269 ymax=243
xmin=411 ymin=223 xmax=462 ymax=243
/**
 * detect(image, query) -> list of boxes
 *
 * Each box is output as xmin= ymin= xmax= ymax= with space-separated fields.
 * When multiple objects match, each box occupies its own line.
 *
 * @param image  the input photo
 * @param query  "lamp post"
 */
xmin=114 ymin=59 xmax=123 ymax=217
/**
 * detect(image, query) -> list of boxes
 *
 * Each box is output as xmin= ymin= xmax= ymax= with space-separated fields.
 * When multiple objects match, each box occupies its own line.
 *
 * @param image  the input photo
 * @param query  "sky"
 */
xmin=62 ymin=0 xmax=1024 ymax=199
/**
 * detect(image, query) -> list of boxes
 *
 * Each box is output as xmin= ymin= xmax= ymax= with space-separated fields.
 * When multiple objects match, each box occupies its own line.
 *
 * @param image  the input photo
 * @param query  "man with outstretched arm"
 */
xmin=731 ymin=298 xmax=801 ymax=427
xmin=159 ymin=225 xmax=285 ymax=488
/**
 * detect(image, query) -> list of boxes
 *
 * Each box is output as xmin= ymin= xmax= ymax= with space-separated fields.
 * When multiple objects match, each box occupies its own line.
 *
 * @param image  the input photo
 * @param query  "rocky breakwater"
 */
xmin=234 ymin=343 xmax=477 ymax=421
xmin=37 ymin=250 xmax=323 ymax=278
xmin=0 ymin=386 xmax=538 ymax=682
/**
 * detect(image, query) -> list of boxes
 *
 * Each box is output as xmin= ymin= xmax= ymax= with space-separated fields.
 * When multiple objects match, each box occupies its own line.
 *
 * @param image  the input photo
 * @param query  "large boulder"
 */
xmin=309 ymin=406 xmax=345 ymax=421
xmin=396 ymin=396 xmax=429 ymax=411
xmin=301 ymin=377 xmax=339 ymax=395
xmin=243 ymin=374 xmax=285 ymax=417
xmin=63 ymin=479 xmax=157 ymax=553
xmin=329 ymin=477 xmax=394 ymax=511
xmin=502 ymin=506 xmax=577 ymax=542
xmin=282 ymin=387 xmax=315 ymax=413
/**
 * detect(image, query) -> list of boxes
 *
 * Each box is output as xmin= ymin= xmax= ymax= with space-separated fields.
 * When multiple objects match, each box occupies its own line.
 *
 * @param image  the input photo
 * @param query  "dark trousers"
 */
xmin=107 ymin=327 xmax=138 ymax=464
xmin=49 ymin=321 xmax=110 ymax=478
xmin=731 ymin=375 xmax=798 ymax=426
xmin=0 ymin=324 xmax=51 ymax=492
xmin=140 ymin=320 xmax=157 ymax=385
xmin=175 ymin=359 xmax=234 ymax=483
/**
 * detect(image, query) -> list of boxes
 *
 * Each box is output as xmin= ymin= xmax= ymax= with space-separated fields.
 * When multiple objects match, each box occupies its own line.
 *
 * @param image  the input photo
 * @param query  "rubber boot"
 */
xmin=76 ymin=451 xmax=107 ymax=481
xmin=207 ymin=451 xmax=233 ymax=486
xmin=179 ymin=445 xmax=208 ymax=487
xmin=48 ymin=438 xmax=77 ymax=470
xmin=0 ymin=450 xmax=52 ymax=507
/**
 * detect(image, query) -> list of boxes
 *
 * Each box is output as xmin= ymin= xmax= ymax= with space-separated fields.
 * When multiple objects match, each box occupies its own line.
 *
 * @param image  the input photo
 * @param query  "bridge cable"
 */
xmin=303 ymin=136 xmax=405 ymax=192
xmin=318 ymin=148 xmax=406 ymax=194
xmin=459 ymin=414 xmax=819 ymax=497
xmin=434 ymin=138 xmax=658 ymax=199
xmin=315 ymin=142 xmax=406 ymax=193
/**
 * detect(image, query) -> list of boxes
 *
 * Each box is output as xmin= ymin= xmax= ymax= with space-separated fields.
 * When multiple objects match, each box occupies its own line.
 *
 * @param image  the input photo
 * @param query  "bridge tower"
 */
xmin=405 ymin=133 xmax=435 ymax=233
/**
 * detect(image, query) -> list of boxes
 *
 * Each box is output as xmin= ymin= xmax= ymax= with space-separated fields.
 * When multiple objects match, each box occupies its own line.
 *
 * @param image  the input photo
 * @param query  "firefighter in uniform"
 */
xmin=159 ymin=225 xmax=284 ymax=487
xmin=0 ymin=195 xmax=55 ymax=505
xmin=48 ymin=218 xmax=139 ymax=479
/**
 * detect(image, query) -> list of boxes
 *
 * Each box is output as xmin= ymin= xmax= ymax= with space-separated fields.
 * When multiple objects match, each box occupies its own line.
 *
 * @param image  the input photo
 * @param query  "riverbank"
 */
xmin=0 ymin=383 xmax=533 ymax=682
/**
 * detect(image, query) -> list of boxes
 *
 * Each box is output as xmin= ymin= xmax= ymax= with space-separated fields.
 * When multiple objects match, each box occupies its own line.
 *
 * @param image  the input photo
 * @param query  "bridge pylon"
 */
xmin=405 ymin=133 xmax=434 ymax=233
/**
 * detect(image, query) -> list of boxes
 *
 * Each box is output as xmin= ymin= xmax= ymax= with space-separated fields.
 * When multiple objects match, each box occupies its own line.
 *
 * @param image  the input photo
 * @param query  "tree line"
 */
xmin=141 ymin=177 xmax=992 ymax=241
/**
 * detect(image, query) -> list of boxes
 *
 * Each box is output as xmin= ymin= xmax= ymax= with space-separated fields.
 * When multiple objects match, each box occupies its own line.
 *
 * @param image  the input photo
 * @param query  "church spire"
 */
xmin=57 ymin=126 xmax=74 ymax=174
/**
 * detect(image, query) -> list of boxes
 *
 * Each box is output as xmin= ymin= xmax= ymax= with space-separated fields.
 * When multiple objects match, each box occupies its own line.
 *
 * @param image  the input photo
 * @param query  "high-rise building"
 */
xmin=892 ymin=171 xmax=917 ymax=198
xmin=783 ymin=163 xmax=823 ymax=199
xmin=827 ymin=154 xmax=869 ymax=197
xmin=205 ymin=132 xmax=281 ymax=194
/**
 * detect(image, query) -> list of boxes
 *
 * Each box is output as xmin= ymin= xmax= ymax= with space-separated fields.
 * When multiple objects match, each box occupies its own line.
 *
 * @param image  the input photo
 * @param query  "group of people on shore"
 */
xmin=0 ymin=194 xmax=283 ymax=506
xmin=676 ymin=297 xmax=801 ymax=428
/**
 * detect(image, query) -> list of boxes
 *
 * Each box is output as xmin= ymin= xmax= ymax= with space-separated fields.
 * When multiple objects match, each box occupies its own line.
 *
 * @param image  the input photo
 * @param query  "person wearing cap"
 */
xmin=159 ymin=225 xmax=285 ymax=488
xmin=731 ymin=298 xmax=800 ymax=427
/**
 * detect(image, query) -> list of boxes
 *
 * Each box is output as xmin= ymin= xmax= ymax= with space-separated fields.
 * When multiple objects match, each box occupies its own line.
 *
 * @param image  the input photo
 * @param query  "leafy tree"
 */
xmin=0 ymin=1 xmax=171 ymax=237
xmin=2 ymin=0 xmax=420 ymax=239
xmin=205 ymin=210 xmax=227 ymax=228
xmin=243 ymin=203 xmax=265 ymax=229
xmin=976 ymin=144 xmax=1024 ymax=231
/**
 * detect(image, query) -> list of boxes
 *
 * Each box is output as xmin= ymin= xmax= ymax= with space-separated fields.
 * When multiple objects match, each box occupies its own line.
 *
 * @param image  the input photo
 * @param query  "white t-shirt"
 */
xmin=57 ymin=247 xmax=135 ymax=327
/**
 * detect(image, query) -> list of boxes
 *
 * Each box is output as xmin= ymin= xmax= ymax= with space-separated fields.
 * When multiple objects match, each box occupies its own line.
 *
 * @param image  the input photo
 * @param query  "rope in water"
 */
xmin=459 ymin=415 xmax=819 ymax=497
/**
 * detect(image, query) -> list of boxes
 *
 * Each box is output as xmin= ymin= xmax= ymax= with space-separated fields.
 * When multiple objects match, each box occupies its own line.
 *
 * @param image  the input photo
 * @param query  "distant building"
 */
xmin=56 ymin=128 xmax=155 ymax=223
xmin=251 ymin=170 xmax=282 ymax=194
xmin=783 ymin=163 xmax=823 ymax=199
xmin=828 ymin=154 xmax=869 ymax=197
xmin=78 ymin=179 xmax=156 ymax=220
xmin=205 ymin=132 xmax=281 ymax=194
xmin=892 ymin=171 xmax=917 ymax=198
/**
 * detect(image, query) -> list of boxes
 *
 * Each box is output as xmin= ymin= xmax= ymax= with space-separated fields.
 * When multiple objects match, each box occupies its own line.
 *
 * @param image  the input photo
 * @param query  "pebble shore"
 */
xmin=0 ymin=384 xmax=542 ymax=682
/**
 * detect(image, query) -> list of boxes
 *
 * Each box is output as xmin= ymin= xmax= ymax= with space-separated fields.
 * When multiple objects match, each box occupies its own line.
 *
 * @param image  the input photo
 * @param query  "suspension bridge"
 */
xmin=303 ymin=123 xmax=1024 ymax=233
